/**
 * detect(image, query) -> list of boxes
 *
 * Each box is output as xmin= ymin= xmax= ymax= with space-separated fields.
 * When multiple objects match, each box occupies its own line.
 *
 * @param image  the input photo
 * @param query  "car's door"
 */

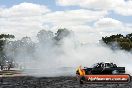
xmin=91 ymin=64 xmax=103 ymax=74
xmin=103 ymin=63 xmax=113 ymax=74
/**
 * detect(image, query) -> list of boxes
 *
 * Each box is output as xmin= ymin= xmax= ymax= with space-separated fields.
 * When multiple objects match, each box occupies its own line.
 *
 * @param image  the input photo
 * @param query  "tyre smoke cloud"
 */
xmin=4 ymin=29 xmax=132 ymax=77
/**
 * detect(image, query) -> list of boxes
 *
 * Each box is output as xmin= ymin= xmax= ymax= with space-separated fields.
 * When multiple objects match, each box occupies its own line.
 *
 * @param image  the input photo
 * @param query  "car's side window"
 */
xmin=113 ymin=64 xmax=117 ymax=67
xmin=105 ymin=63 xmax=109 ymax=68
xmin=101 ymin=63 xmax=104 ymax=68
xmin=110 ymin=63 xmax=114 ymax=67
xmin=105 ymin=63 xmax=113 ymax=68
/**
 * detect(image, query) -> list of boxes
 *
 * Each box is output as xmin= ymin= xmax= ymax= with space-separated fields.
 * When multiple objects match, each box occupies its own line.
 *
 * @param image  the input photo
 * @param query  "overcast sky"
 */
xmin=0 ymin=0 xmax=132 ymax=41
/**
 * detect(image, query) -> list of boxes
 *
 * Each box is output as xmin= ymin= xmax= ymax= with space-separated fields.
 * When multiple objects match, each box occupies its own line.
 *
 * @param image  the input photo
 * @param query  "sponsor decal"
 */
xmin=84 ymin=74 xmax=130 ymax=83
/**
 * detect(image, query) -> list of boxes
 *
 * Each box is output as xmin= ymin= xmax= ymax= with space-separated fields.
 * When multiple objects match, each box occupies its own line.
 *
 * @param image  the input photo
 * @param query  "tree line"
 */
xmin=102 ymin=33 xmax=132 ymax=51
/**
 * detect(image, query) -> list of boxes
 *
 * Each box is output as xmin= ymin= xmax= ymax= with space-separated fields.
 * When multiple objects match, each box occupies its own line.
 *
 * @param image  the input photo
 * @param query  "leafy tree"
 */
xmin=54 ymin=28 xmax=70 ymax=41
xmin=119 ymin=42 xmax=131 ymax=51
xmin=37 ymin=30 xmax=54 ymax=43
xmin=0 ymin=34 xmax=15 ymax=70
xmin=0 ymin=34 xmax=15 ymax=40
xmin=102 ymin=33 xmax=132 ymax=51
xmin=126 ymin=33 xmax=132 ymax=41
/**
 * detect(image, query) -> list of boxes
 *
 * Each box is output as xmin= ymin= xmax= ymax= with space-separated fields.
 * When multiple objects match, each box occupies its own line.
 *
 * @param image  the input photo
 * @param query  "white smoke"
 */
xmin=4 ymin=29 xmax=132 ymax=77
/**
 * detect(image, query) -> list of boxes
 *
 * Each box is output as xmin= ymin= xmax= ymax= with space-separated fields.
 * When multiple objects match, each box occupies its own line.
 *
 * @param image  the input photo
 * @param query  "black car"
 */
xmin=77 ymin=62 xmax=125 ymax=75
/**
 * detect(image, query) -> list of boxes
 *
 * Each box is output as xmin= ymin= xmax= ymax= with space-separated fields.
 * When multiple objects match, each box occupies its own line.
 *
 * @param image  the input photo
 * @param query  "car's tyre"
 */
xmin=112 ymin=70 xmax=119 ymax=74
